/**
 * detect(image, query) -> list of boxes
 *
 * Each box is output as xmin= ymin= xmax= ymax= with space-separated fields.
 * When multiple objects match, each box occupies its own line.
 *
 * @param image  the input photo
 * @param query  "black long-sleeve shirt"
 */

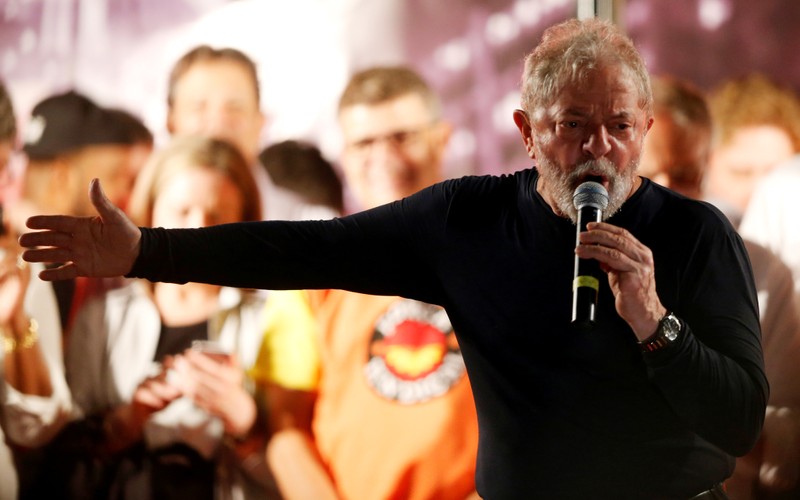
xmin=131 ymin=170 xmax=767 ymax=499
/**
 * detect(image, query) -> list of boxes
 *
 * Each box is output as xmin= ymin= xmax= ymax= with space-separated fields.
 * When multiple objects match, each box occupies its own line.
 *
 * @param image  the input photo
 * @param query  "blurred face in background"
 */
xmin=167 ymin=60 xmax=264 ymax=165
xmin=639 ymin=110 xmax=704 ymax=200
xmin=339 ymin=92 xmax=450 ymax=209
xmin=151 ymin=164 xmax=244 ymax=229
xmin=706 ymin=125 xmax=795 ymax=214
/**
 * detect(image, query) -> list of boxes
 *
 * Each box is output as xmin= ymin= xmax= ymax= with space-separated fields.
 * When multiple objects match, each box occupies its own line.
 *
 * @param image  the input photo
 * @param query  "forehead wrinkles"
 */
xmin=536 ymin=62 xmax=647 ymax=114
xmin=540 ymin=69 xmax=643 ymax=122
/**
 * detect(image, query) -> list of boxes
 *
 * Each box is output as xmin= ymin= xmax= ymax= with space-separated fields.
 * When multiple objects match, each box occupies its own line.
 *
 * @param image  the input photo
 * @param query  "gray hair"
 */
xmin=520 ymin=18 xmax=652 ymax=118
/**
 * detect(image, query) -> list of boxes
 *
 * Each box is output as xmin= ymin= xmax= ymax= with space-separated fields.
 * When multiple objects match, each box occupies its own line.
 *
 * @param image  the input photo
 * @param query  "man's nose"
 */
xmin=582 ymin=125 xmax=612 ymax=159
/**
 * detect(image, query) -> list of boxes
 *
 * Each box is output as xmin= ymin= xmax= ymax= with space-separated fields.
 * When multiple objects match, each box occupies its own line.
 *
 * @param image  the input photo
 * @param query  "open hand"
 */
xmin=19 ymin=179 xmax=141 ymax=281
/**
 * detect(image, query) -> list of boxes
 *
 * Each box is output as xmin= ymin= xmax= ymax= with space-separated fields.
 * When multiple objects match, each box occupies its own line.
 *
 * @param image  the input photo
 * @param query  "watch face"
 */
xmin=662 ymin=314 xmax=681 ymax=341
xmin=640 ymin=313 xmax=683 ymax=352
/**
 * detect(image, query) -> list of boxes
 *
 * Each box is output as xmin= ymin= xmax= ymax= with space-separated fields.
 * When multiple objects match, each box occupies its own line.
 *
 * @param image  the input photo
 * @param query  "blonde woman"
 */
xmin=62 ymin=136 xmax=319 ymax=499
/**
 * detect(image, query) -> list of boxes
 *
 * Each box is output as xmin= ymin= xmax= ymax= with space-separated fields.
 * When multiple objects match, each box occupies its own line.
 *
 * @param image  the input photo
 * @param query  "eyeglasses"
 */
xmin=345 ymin=124 xmax=434 ymax=156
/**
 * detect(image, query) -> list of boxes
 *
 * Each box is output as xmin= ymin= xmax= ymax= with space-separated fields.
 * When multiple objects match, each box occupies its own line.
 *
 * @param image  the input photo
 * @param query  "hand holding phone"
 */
xmin=190 ymin=340 xmax=232 ymax=363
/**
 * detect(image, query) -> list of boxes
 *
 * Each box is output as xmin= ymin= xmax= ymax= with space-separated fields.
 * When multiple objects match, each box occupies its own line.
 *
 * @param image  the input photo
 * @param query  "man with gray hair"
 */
xmin=21 ymin=18 xmax=765 ymax=498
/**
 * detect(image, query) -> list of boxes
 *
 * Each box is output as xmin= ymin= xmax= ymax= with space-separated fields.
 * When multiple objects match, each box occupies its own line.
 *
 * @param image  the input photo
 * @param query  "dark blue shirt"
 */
xmin=131 ymin=170 xmax=767 ymax=499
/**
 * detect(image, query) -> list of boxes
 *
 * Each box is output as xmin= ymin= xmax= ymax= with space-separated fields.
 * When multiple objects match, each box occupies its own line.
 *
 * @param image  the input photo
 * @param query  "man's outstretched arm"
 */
xmin=19 ymin=179 xmax=141 ymax=281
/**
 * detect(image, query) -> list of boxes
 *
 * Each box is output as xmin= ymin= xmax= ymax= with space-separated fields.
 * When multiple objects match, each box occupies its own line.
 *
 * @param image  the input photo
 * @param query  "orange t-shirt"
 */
xmin=308 ymin=290 xmax=479 ymax=500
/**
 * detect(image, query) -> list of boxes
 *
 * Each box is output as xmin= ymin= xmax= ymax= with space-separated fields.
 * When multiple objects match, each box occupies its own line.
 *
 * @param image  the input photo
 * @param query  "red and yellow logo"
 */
xmin=366 ymin=299 xmax=465 ymax=404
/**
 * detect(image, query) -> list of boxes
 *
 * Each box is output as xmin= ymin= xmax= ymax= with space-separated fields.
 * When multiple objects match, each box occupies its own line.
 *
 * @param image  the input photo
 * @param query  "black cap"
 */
xmin=22 ymin=90 xmax=138 ymax=160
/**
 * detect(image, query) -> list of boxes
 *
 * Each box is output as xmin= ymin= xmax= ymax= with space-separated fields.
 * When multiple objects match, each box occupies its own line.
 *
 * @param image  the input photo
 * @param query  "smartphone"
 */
xmin=191 ymin=340 xmax=231 ymax=362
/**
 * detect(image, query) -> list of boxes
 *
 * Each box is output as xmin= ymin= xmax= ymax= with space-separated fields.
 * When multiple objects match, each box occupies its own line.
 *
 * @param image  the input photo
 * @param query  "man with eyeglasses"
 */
xmin=338 ymin=67 xmax=453 ymax=210
xmin=267 ymin=66 xmax=479 ymax=499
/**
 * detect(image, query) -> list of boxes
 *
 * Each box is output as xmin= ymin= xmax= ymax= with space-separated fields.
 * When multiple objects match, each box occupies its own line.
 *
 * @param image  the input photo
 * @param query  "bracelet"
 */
xmin=2 ymin=318 xmax=39 ymax=354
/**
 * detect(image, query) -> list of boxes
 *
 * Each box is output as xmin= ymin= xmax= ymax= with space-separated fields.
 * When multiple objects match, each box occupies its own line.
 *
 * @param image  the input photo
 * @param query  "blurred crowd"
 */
xmin=1 ymin=21 xmax=800 ymax=500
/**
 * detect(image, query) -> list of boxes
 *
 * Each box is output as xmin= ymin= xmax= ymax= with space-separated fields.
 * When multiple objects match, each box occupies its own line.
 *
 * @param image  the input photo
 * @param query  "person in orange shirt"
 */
xmin=269 ymin=66 xmax=479 ymax=500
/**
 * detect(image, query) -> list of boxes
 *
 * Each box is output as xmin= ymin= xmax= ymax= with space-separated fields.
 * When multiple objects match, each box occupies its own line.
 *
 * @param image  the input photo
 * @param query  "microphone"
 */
xmin=571 ymin=181 xmax=609 ymax=326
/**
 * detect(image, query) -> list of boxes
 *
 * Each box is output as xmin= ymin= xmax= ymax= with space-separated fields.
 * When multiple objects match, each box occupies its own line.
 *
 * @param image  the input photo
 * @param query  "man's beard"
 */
xmin=535 ymin=154 xmax=638 ymax=224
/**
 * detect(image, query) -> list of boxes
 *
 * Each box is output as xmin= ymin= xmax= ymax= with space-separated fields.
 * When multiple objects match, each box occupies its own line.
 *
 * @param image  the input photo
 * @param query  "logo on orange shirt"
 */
xmin=366 ymin=299 xmax=465 ymax=404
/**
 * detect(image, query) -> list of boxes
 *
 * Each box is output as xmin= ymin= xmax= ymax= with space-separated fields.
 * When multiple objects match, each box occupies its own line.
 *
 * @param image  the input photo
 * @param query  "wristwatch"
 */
xmin=639 ymin=312 xmax=682 ymax=353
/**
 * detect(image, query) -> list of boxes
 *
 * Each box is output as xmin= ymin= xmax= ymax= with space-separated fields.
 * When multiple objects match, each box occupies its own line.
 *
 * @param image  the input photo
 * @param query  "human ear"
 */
xmin=512 ymin=109 xmax=536 ymax=159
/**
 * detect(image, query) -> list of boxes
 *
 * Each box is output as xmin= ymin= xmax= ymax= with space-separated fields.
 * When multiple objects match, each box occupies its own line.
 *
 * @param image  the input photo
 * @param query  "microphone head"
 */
xmin=573 ymin=181 xmax=609 ymax=211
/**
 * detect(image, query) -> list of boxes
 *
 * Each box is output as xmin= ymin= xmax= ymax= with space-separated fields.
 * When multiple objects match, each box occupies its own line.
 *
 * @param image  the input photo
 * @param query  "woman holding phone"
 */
xmin=56 ymin=136 xmax=320 ymax=499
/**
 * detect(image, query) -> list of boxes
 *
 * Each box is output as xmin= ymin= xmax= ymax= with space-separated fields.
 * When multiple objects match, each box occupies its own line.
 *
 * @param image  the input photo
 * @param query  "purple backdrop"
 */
xmin=1 ymin=0 xmax=799 ymax=179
